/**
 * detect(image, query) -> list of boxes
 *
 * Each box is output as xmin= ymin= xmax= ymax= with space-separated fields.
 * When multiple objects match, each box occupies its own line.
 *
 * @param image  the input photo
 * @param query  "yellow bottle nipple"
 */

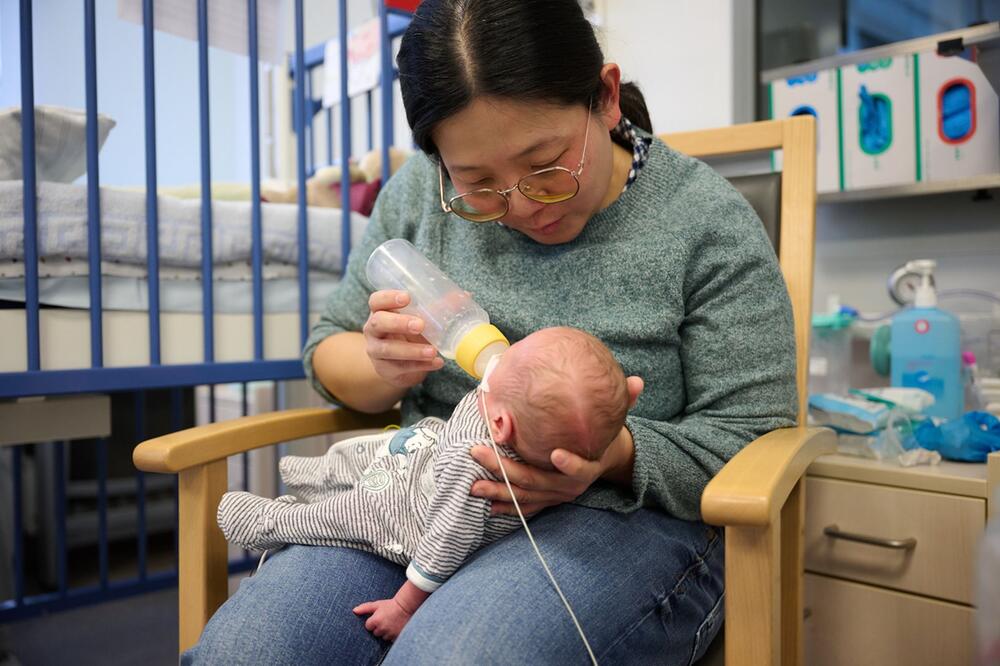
xmin=455 ymin=323 xmax=509 ymax=379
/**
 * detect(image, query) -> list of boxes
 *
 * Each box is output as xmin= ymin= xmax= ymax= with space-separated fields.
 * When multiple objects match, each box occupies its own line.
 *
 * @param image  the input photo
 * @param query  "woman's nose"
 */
xmin=505 ymin=189 xmax=546 ymax=219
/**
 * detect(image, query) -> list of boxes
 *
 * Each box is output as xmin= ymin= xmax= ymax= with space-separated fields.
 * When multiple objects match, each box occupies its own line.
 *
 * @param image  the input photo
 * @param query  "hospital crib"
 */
xmin=1 ymin=0 xmax=411 ymax=623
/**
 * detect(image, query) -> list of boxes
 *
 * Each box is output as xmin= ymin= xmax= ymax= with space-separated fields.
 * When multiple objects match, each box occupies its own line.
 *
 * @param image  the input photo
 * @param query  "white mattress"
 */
xmin=0 ymin=179 xmax=369 ymax=271
xmin=0 ymin=268 xmax=340 ymax=314
xmin=0 ymin=181 xmax=368 ymax=372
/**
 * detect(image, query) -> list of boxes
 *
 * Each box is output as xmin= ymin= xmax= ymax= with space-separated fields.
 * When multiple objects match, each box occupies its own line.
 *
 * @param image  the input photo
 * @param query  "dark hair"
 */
xmin=397 ymin=0 xmax=652 ymax=156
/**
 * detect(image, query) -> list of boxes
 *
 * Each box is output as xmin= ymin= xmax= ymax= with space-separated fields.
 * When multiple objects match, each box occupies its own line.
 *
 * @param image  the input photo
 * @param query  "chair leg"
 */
xmin=178 ymin=460 xmax=229 ymax=654
xmin=780 ymin=480 xmax=805 ymax=666
xmin=724 ymin=523 xmax=781 ymax=666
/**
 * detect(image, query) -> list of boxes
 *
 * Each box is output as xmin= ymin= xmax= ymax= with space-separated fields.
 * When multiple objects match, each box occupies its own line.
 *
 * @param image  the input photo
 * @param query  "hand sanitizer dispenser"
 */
xmin=890 ymin=259 xmax=962 ymax=419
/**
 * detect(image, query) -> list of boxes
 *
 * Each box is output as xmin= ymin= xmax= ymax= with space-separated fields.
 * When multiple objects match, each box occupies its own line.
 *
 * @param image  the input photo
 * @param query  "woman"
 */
xmin=185 ymin=1 xmax=797 ymax=664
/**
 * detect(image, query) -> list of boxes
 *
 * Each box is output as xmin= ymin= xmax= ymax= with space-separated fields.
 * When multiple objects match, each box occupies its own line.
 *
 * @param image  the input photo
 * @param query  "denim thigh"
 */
xmin=385 ymin=504 xmax=725 ymax=665
xmin=182 ymin=545 xmax=406 ymax=666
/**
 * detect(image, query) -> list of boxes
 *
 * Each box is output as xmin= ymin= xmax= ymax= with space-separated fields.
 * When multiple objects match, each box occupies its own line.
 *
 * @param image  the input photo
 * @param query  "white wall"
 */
xmin=600 ymin=0 xmax=755 ymax=132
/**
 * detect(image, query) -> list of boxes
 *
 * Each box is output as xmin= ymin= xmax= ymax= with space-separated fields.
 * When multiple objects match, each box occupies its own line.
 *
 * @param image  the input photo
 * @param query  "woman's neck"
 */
xmin=597 ymin=141 xmax=633 ymax=212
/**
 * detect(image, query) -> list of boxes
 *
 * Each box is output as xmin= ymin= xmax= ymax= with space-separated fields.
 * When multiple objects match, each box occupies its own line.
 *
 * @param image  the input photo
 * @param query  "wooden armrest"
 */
xmin=701 ymin=426 xmax=835 ymax=527
xmin=133 ymin=407 xmax=400 ymax=474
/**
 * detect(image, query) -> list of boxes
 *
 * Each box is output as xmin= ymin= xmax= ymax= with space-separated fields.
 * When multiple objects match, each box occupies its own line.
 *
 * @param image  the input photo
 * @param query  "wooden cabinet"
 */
xmin=803 ymin=452 xmax=1000 ymax=666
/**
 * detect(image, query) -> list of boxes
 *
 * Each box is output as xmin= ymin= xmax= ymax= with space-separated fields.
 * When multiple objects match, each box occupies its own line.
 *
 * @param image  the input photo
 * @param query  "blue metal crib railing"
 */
xmin=2 ymin=0 xmax=410 ymax=624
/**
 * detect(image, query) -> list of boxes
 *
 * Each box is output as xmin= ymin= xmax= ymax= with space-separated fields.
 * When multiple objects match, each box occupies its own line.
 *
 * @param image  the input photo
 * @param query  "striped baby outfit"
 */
xmin=217 ymin=391 xmax=522 ymax=592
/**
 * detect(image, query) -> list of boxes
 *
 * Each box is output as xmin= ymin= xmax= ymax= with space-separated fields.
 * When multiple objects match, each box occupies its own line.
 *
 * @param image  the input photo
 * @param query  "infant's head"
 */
xmin=480 ymin=326 xmax=630 ymax=470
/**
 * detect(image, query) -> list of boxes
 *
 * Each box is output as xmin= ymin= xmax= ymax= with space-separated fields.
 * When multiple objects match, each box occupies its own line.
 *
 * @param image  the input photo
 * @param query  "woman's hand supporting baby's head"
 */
xmin=482 ymin=326 xmax=636 ymax=470
xmin=470 ymin=326 xmax=642 ymax=516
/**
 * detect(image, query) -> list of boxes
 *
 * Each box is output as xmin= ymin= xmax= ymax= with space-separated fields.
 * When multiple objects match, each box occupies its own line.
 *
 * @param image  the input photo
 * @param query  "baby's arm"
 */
xmin=352 ymin=580 xmax=430 ymax=642
xmin=355 ymin=442 xmax=494 ymax=641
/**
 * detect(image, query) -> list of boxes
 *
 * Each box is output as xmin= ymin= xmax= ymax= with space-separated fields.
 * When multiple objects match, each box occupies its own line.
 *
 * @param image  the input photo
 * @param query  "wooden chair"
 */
xmin=133 ymin=115 xmax=835 ymax=665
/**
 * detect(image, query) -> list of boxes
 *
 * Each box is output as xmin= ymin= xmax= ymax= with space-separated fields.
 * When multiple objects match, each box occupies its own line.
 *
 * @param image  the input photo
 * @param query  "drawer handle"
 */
xmin=823 ymin=524 xmax=917 ymax=550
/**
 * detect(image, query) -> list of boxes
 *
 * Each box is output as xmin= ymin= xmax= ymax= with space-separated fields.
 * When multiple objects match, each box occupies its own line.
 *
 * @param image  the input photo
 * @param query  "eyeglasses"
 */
xmin=438 ymin=106 xmax=592 ymax=223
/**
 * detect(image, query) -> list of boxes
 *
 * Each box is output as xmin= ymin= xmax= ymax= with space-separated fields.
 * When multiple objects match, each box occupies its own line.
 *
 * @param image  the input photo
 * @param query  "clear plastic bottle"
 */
xmin=365 ymin=239 xmax=509 ymax=379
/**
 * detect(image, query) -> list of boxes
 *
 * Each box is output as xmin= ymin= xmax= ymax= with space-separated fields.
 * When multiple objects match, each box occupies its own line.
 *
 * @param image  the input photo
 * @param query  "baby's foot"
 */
xmin=217 ymin=492 xmax=298 ymax=551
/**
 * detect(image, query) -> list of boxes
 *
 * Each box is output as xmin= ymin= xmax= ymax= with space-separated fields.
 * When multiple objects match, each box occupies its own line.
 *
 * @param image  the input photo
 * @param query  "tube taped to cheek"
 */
xmin=479 ymin=353 xmax=502 ymax=393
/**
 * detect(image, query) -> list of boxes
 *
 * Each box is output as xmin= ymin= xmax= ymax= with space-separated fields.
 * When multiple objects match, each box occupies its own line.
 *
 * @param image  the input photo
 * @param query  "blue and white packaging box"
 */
xmin=839 ymin=56 xmax=919 ymax=190
xmin=769 ymin=69 xmax=840 ymax=193
xmin=917 ymin=51 xmax=1000 ymax=182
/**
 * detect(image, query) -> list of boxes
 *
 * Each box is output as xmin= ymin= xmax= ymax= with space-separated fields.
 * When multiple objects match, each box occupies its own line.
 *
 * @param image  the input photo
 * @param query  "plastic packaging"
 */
xmin=809 ymin=389 xmax=932 ymax=463
xmin=809 ymin=393 xmax=891 ymax=433
xmin=963 ymin=351 xmax=986 ymax=411
xmin=365 ymin=239 xmax=509 ymax=379
xmin=890 ymin=260 xmax=963 ymax=420
xmin=848 ymin=387 xmax=935 ymax=413
xmin=904 ymin=411 xmax=1000 ymax=463
xmin=809 ymin=307 xmax=856 ymax=397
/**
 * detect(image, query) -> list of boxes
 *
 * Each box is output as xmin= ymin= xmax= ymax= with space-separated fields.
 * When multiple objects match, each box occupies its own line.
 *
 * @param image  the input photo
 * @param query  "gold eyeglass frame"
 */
xmin=438 ymin=106 xmax=593 ymax=223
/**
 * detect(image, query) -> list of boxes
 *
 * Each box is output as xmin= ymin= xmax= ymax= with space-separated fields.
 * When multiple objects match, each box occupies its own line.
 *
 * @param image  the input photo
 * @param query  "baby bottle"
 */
xmin=365 ymin=239 xmax=509 ymax=379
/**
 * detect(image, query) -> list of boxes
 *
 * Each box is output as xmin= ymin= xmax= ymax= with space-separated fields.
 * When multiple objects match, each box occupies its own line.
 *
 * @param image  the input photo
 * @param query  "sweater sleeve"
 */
xmin=577 ymin=194 xmax=799 ymax=521
xmin=407 ymin=446 xmax=492 ymax=592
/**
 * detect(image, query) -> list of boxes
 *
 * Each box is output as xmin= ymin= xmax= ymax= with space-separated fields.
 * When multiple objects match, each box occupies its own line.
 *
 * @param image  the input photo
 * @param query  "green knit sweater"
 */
xmin=303 ymin=137 xmax=797 ymax=521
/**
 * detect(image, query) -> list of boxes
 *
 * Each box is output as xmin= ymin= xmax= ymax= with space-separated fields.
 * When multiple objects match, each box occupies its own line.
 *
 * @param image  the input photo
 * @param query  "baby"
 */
xmin=217 ymin=326 xmax=632 ymax=641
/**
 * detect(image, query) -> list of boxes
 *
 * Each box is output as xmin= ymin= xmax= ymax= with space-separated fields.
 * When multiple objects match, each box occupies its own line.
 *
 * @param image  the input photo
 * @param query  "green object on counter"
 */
xmin=812 ymin=312 xmax=856 ymax=330
xmin=870 ymin=324 xmax=891 ymax=377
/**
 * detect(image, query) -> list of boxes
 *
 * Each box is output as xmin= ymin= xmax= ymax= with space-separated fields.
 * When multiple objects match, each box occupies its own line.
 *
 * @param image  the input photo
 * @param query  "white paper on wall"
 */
xmin=321 ymin=18 xmax=382 ymax=108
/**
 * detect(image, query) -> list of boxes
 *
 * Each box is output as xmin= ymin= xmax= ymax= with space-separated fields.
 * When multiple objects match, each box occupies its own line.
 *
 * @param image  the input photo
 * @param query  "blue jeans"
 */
xmin=183 ymin=504 xmax=724 ymax=665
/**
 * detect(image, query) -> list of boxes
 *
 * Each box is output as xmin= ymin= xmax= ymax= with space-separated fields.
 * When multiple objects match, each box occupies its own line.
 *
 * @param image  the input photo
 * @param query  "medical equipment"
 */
xmin=477 ymin=357 xmax=599 ymax=666
xmin=366 ymin=239 xmax=509 ymax=379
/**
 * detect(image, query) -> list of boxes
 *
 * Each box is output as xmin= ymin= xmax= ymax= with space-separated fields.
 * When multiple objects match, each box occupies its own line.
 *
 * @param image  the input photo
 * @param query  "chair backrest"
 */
xmin=727 ymin=172 xmax=782 ymax=251
xmin=661 ymin=116 xmax=817 ymax=423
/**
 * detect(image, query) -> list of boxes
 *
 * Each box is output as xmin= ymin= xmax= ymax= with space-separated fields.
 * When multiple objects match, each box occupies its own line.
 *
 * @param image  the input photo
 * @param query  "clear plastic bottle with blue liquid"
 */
xmin=890 ymin=260 xmax=962 ymax=420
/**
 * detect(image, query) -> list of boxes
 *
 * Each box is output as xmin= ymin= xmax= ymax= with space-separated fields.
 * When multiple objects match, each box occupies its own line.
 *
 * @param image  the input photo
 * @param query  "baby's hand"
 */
xmin=353 ymin=597 xmax=413 ymax=642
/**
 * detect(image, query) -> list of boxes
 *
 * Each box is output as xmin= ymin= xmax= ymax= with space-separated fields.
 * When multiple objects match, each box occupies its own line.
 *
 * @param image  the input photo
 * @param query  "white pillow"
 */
xmin=0 ymin=105 xmax=116 ymax=183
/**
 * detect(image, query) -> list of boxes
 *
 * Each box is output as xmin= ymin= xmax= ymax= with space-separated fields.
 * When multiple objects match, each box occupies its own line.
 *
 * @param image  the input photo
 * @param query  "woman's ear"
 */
xmin=598 ymin=63 xmax=623 ymax=130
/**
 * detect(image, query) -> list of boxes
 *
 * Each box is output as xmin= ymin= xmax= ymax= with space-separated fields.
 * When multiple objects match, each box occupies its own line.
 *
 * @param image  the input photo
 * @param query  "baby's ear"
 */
xmin=489 ymin=408 xmax=515 ymax=445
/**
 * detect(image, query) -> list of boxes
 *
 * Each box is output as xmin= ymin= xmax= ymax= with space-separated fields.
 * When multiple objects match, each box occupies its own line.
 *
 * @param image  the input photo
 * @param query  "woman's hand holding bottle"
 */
xmin=363 ymin=290 xmax=444 ymax=388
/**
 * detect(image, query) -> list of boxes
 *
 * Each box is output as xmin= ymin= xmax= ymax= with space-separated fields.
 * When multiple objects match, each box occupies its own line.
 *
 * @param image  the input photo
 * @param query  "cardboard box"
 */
xmin=839 ymin=56 xmax=919 ymax=190
xmin=769 ymin=69 xmax=841 ymax=193
xmin=917 ymin=51 xmax=1000 ymax=182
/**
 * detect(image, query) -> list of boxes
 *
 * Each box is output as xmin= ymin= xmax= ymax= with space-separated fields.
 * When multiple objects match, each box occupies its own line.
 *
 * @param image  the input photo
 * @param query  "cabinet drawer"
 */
xmin=805 ymin=477 xmax=984 ymax=604
xmin=804 ymin=573 xmax=974 ymax=666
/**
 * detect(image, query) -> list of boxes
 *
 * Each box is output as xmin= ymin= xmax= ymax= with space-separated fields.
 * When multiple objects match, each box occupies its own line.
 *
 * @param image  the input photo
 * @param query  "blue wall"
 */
xmin=0 ymin=1 xmax=256 ymax=187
